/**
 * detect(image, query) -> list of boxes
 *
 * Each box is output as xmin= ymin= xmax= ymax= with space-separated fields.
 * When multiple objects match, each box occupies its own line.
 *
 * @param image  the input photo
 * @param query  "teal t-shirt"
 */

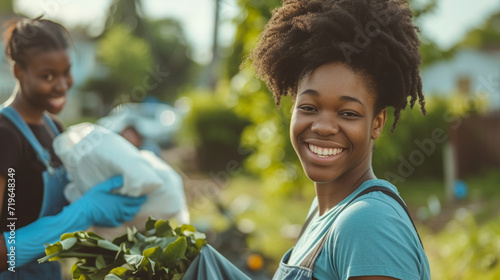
xmin=288 ymin=179 xmax=430 ymax=280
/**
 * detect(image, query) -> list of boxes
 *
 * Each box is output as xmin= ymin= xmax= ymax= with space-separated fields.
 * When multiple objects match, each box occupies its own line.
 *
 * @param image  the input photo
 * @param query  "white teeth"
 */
xmin=308 ymin=144 xmax=344 ymax=157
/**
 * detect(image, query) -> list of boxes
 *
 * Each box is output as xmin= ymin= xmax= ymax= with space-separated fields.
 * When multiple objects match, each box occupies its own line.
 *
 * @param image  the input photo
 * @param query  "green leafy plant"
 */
xmin=39 ymin=218 xmax=207 ymax=280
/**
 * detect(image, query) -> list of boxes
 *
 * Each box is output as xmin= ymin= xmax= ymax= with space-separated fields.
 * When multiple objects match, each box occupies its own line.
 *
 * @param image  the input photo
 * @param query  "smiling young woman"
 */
xmin=0 ymin=18 xmax=146 ymax=280
xmin=249 ymin=0 xmax=430 ymax=279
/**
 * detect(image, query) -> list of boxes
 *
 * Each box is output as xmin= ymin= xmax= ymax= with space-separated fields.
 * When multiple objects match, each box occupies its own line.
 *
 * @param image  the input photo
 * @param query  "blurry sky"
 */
xmin=14 ymin=0 xmax=500 ymax=64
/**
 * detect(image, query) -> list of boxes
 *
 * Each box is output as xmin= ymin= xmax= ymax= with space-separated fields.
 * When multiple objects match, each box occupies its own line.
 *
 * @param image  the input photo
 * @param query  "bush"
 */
xmin=180 ymin=90 xmax=251 ymax=173
xmin=426 ymin=211 xmax=500 ymax=279
xmin=372 ymin=97 xmax=449 ymax=183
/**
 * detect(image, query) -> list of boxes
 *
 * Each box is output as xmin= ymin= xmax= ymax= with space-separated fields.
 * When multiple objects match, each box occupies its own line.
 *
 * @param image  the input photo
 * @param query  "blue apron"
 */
xmin=0 ymin=106 xmax=69 ymax=280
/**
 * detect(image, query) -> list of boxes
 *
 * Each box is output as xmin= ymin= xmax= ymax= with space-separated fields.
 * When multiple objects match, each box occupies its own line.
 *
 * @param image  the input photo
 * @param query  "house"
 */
xmin=421 ymin=48 xmax=500 ymax=110
xmin=421 ymin=47 xmax=500 ymax=185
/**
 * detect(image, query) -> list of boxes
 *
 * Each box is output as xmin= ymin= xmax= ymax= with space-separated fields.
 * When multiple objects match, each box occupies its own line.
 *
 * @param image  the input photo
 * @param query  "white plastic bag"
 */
xmin=53 ymin=123 xmax=189 ymax=239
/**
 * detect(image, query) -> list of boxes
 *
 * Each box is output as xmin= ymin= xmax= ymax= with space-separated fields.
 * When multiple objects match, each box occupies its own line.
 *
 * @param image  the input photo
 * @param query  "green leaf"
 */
xmin=43 ymin=243 xmax=62 ymax=262
xmin=61 ymin=232 xmax=76 ymax=240
xmin=76 ymin=232 xmax=90 ymax=240
xmin=78 ymin=239 xmax=98 ymax=248
xmin=127 ymin=227 xmax=137 ymax=242
xmin=136 ymin=255 xmax=155 ymax=278
xmin=61 ymin=237 xmax=78 ymax=250
xmin=124 ymin=254 xmax=144 ymax=270
xmin=163 ymin=237 xmax=187 ymax=265
xmin=155 ymin=220 xmax=174 ymax=237
xmin=72 ymin=262 xmax=83 ymax=279
xmin=108 ymin=266 xmax=130 ymax=276
xmin=104 ymin=274 xmax=123 ymax=280
xmin=112 ymin=233 xmax=129 ymax=247
xmin=195 ymin=238 xmax=207 ymax=250
xmin=97 ymin=239 xmax=121 ymax=251
xmin=87 ymin=232 xmax=105 ymax=240
xmin=145 ymin=217 xmax=157 ymax=231
xmin=142 ymin=246 xmax=162 ymax=260
xmin=172 ymin=273 xmax=184 ymax=280
xmin=144 ymin=236 xmax=157 ymax=243
xmin=96 ymin=255 xmax=106 ymax=270
xmin=181 ymin=224 xmax=196 ymax=235
xmin=153 ymin=237 xmax=178 ymax=250
xmin=134 ymin=231 xmax=147 ymax=243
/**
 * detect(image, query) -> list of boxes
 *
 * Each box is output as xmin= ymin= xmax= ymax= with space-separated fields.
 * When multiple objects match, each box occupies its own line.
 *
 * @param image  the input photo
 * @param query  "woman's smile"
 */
xmin=47 ymin=95 xmax=67 ymax=112
xmin=304 ymin=141 xmax=346 ymax=164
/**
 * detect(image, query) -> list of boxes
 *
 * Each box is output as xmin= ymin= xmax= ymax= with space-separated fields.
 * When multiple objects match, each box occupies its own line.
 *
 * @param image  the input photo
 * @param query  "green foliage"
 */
xmin=409 ymin=0 xmax=438 ymax=19
xmin=105 ymin=0 xmax=146 ymax=35
xmin=459 ymin=11 xmax=500 ymax=48
xmin=230 ymin=69 xmax=309 ymax=195
xmin=98 ymin=24 xmax=153 ymax=90
xmin=426 ymin=212 xmax=500 ymax=279
xmin=180 ymin=88 xmax=251 ymax=172
xmin=373 ymin=92 xmax=491 ymax=184
xmin=104 ymin=0 xmax=196 ymax=102
xmin=82 ymin=24 xmax=154 ymax=111
xmin=84 ymin=0 xmax=196 ymax=111
xmin=372 ymin=97 xmax=449 ymax=183
xmin=146 ymin=18 xmax=196 ymax=101
xmin=39 ymin=218 xmax=207 ymax=280
xmin=226 ymin=0 xmax=281 ymax=78
xmin=419 ymin=39 xmax=457 ymax=68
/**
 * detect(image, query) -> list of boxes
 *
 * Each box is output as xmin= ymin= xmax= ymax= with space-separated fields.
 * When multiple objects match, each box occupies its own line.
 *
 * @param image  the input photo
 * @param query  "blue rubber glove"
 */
xmin=73 ymin=175 xmax=147 ymax=227
xmin=3 ymin=175 xmax=146 ymax=268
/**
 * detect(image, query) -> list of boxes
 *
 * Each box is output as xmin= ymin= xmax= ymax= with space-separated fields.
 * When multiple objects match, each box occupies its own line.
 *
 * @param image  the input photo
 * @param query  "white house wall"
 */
xmin=421 ymin=48 xmax=500 ymax=110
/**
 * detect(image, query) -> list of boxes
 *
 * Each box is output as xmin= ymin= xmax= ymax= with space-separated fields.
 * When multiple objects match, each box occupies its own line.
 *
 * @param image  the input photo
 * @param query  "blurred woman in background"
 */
xmin=0 ymin=18 xmax=145 ymax=279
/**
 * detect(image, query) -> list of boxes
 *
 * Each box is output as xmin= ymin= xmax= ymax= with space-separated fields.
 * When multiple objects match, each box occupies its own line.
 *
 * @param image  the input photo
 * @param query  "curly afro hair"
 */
xmin=249 ymin=0 xmax=426 ymax=131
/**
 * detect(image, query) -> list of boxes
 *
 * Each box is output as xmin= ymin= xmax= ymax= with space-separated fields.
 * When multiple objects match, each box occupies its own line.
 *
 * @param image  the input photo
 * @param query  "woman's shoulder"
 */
xmin=336 ymin=192 xmax=404 ymax=231
xmin=0 ymin=115 xmax=23 ymax=143
xmin=0 ymin=115 xmax=25 ymax=168
xmin=331 ymin=181 xmax=413 ymax=241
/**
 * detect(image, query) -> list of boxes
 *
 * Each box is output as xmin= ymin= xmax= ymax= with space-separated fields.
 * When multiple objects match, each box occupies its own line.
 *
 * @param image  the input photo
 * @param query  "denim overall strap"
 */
xmin=0 ymin=107 xmax=55 ymax=174
xmin=42 ymin=114 xmax=60 ymax=136
xmin=359 ymin=186 xmax=423 ymax=247
xmin=0 ymin=107 xmax=66 ymax=280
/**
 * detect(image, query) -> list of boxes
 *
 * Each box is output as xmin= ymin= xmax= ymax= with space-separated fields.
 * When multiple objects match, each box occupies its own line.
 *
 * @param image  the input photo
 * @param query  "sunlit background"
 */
xmin=1 ymin=0 xmax=500 ymax=279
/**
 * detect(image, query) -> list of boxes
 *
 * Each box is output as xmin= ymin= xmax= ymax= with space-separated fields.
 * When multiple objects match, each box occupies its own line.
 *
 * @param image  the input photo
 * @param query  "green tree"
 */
xmin=103 ymin=0 xmax=196 ymax=102
xmin=82 ymin=0 xmax=196 ymax=112
xmin=82 ymin=24 xmax=153 ymax=111
xmin=146 ymin=18 xmax=196 ymax=101
xmin=459 ymin=11 xmax=500 ymax=48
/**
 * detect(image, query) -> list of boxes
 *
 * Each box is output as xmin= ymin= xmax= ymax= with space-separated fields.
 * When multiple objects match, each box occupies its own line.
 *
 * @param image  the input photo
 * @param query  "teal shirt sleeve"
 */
xmin=317 ymin=192 xmax=427 ymax=280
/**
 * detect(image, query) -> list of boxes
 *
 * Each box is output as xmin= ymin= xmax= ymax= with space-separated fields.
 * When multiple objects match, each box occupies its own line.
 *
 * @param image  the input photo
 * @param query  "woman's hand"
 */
xmin=75 ymin=175 xmax=147 ymax=227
